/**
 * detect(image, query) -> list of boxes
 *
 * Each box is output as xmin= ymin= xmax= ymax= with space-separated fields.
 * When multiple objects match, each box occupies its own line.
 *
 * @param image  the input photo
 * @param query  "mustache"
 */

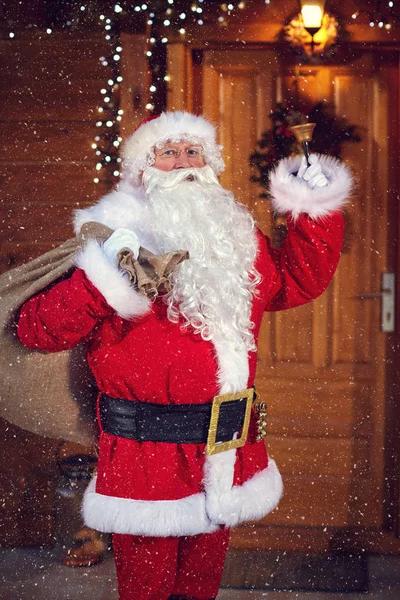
xmin=142 ymin=165 xmax=221 ymax=195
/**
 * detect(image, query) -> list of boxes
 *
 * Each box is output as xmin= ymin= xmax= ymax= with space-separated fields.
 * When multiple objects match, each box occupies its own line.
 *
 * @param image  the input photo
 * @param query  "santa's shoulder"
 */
xmin=73 ymin=181 xmax=146 ymax=235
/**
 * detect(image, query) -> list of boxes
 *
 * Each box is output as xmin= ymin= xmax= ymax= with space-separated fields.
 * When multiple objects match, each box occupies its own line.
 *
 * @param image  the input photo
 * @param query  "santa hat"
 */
xmin=122 ymin=111 xmax=225 ymax=184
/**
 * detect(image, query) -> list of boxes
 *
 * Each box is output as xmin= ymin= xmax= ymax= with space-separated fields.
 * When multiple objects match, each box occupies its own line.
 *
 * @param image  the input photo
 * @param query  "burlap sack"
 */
xmin=0 ymin=223 xmax=188 ymax=445
xmin=0 ymin=222 xmax=113 ymax=445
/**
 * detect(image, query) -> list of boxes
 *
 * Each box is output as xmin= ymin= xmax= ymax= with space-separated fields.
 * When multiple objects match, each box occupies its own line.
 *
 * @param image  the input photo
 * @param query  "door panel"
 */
xmin=198 ymin=50 xmax=390 ymax=533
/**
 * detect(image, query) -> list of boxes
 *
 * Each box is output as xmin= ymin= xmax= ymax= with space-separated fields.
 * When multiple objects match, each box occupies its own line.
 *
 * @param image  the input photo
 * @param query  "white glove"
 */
xmin=103 ymin=228 xmax=140 ymax=264
xmin=297 ymin=154 xmax=328 ymax=188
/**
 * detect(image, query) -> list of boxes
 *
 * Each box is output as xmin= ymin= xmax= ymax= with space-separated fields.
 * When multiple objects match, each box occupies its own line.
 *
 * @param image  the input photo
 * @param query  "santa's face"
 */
xmin=153 ymin=141 xmax=206 ymax=171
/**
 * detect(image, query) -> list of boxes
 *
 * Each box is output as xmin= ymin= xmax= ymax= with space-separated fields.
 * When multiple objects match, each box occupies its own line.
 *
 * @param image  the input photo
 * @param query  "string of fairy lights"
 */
xmin=93 ymin=8 xmax=124 ymax=185
xmin=351 ymin=0 xmax=396 ymax=29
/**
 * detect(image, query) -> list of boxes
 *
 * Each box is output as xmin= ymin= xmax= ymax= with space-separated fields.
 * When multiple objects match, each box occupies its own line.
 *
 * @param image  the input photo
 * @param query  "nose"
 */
xmin=174 ymin=151 xmax=191 ymax=169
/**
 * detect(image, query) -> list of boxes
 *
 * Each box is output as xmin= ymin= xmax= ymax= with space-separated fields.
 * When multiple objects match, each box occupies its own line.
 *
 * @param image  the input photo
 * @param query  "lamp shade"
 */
xmin=300 ymin=0 xmax=325 ymax=29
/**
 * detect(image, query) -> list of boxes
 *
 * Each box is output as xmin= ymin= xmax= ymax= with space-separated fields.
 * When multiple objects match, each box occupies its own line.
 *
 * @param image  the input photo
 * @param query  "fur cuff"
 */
xmin=269 ymin=154 xmax=353 ymax=220
xmin=75 ymin=239 xmax=151 ymax=320
xmin=204 ymin=457 xmax=283 ymax=528
xmin=82 ymin=477 xmax=218 ymax=536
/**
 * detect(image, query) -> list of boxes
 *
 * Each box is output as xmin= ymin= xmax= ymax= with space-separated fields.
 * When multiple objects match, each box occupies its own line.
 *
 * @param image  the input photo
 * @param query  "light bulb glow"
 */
xmin=301 ymin=5 xmax=323 ymax=29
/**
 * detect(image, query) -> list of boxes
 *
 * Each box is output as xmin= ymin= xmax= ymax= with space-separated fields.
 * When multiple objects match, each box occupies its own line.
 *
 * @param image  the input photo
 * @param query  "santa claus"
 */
xmin=17 ymin=111 xmax=353 ymax=600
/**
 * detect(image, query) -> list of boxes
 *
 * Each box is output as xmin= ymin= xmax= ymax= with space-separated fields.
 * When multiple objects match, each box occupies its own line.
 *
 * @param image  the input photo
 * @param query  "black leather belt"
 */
xmin=99 ymin=392 xmax=251 ymax=446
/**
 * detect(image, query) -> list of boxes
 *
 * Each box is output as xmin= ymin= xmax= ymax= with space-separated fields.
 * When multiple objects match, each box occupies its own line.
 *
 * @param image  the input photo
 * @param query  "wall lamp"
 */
xmin=284 ymin=0 xmax=338 ymax=57
xmin=301 ymin=0 xmax=325 ymax=39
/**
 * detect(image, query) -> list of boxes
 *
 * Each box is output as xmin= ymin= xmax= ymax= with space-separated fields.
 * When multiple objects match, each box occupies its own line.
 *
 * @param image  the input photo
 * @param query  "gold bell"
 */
xmin=289 ymin=122 xmax=316 ymax=167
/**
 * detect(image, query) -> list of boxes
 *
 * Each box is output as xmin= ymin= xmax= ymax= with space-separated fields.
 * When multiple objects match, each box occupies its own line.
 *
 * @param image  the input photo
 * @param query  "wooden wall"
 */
xmin=0 ymin=32 xmax=110 ymax=273
xmin=0 ymin=30 xmax=110 ymax=546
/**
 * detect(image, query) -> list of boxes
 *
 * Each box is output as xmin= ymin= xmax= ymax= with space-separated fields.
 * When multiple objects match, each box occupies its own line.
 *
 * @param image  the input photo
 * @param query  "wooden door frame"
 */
xmin=388 ymin=51 xmax=400 ymax=538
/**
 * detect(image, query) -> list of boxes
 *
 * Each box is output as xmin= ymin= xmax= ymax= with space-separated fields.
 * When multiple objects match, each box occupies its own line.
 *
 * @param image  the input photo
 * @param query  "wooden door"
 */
xmin=168 ymin=45 xmax=400 ymax=551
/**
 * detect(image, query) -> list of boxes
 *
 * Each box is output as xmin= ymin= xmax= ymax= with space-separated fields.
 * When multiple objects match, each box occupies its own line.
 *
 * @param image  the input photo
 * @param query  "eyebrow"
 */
xmin=160 ymin=144 xmax=202 ymax=149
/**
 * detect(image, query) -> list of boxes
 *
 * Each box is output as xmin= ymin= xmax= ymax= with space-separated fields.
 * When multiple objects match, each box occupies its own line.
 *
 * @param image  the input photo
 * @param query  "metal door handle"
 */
xmin=359 ymin=274 xmax=395 ymax=333
xmin=359 ymin=289 xmax=391 ymax=299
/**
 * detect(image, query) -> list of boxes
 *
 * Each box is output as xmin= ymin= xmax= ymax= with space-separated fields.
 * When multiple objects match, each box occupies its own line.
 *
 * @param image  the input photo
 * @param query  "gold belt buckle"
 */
xmin=206 ymin=388 xmax=255 ymax=456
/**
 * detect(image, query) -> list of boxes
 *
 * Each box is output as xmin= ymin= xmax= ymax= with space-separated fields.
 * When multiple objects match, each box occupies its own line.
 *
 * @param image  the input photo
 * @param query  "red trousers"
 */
xmin=112 ymin=528 xmax=230 ymax=600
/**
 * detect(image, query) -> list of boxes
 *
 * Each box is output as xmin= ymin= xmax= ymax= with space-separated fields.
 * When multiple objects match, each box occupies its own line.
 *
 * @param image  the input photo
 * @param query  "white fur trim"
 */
xmin=202 ymin=334 xmax=282 ymax=526
xmin=75 ymin=239 xmax=151 ymax=319
xmin=73 ymin=189 xmax=142 ymax=236
xmin=82 ymin=462 xmax=281 ymax=535
xmin=204 ymin=458 xmax=283 ymax=527
xmin=73 ymin=183 xmax=160 ymax=254
xmin=269 ymin=154 xmax=353 ymax=220
xmin=82 ymin=476 xmax=218 ymax=536
xmin=212 ymin=335 xmax=249 ymax=395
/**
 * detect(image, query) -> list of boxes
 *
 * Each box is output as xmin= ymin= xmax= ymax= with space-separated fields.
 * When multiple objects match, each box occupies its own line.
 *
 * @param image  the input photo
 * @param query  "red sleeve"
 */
xmin=17 ymin=268 xmax=114 ymax=352
xmin=263 ymin=211 xmax=344 ymax=311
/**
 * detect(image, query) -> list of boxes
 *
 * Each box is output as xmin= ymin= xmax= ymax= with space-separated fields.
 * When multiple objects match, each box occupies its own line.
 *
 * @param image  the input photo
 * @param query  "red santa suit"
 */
xmin=17 ymin=112 xmax=353 ymax=600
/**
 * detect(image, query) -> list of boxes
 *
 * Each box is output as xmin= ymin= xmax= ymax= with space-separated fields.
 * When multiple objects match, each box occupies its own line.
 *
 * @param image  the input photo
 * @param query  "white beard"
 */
xmin=142 ymin=165 xmax=260 ymax=351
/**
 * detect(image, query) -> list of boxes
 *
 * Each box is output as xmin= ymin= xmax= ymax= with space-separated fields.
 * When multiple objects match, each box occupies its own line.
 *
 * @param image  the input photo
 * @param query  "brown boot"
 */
xmin=61 ymin=527 xmax=106 ymax=567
